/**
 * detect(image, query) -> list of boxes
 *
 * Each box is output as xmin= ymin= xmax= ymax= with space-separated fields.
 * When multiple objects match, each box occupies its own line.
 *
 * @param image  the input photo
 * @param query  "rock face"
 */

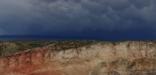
xmin=0 ymin=41 xmax=156 ymax=75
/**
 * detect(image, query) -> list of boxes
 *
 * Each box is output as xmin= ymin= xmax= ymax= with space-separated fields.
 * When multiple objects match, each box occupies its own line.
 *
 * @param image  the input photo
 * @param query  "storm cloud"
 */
xmin=0 ymin=0 xmax=156 ymax=39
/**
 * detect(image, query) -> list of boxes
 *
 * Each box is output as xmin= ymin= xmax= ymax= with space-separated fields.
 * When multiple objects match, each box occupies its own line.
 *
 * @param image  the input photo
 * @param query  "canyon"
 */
xmin=0 ymin=41 xmax=156 ymax=75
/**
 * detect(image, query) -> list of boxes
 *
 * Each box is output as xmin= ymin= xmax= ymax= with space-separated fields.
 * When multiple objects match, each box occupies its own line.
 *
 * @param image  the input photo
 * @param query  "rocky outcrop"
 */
xmin=0 ymin=41 xmax=156 ymax=75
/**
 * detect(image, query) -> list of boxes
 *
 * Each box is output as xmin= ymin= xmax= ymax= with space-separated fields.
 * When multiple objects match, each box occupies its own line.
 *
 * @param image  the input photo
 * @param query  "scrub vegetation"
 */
xmin=0 ymin=40 xmax=97 ymax=56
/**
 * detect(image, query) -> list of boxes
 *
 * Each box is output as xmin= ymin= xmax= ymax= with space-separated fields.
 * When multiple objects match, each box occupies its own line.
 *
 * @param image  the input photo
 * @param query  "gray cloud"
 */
xmin=0 ymin=0 xmax=155 ymax=36
xmin=130 ymin=0 xmax=151 ymax=9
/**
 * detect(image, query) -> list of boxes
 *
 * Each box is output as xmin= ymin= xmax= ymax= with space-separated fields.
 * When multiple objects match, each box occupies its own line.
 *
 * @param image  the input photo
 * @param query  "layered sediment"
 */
xmin=0 ymin=41 xmax=156 ymax=75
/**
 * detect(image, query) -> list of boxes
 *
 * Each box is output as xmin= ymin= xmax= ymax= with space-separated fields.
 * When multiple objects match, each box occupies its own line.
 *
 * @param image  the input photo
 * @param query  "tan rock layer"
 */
xmin=0 ymin=41 xmax=156 ymax=75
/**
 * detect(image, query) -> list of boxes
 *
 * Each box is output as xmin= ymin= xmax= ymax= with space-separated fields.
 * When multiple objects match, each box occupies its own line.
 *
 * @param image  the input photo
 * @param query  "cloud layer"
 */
xmin=0 ymin=0 xmax=156 ymax=39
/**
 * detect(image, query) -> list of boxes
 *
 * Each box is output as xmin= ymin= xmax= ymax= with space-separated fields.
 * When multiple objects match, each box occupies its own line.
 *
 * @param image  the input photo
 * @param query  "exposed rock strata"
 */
xmin=0 ymin=41 xmax=156 ymax=75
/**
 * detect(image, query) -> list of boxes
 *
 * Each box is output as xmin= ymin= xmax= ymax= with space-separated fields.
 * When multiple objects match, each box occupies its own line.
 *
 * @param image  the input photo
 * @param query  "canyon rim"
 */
xmin=0 ymin=41 xmax=156 ymax=75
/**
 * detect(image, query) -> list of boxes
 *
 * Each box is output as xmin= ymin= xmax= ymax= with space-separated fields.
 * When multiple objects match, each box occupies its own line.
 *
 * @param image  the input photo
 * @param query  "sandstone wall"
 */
xmin=0 ymin=41 xmax=156 ymax=75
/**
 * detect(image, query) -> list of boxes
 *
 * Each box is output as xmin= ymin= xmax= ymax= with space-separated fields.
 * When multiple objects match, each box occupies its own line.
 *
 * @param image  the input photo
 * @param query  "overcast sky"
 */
xmin=0 ymin=0 xmax=156 ymax=40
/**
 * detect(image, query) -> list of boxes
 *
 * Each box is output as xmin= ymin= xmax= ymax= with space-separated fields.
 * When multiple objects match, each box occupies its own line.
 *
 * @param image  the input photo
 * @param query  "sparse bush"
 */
xmin=0 ymin=41 xmax=96 ymax=56
xmin=0 ymin=42 xmax=19 ymax=56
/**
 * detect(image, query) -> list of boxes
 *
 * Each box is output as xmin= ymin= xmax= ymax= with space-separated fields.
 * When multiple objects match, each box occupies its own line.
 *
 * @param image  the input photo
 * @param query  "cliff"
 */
xmin=0 ymin=41 xmax=156 ymax=75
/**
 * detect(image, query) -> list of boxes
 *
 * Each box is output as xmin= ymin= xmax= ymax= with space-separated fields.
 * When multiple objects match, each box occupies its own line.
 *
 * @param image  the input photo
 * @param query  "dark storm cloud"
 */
xmin=0 ymin=0 xmax=156 ymax=39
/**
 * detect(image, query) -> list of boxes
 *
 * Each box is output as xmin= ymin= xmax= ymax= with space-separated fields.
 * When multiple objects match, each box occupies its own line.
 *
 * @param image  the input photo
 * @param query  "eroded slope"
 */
xmin=0 ymin=41 xmax=156 ymax=75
